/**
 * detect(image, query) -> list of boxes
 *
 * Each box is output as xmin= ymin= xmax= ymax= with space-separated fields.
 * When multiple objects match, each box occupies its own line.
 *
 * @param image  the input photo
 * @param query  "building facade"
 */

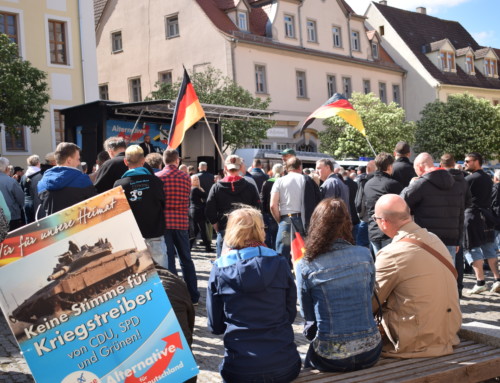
xmin=0 ymin=0 xmax=98 ymax=164
xmin=365 ymin=1 xmax=500 ymax=122
xmin=94 ymin=0 xmax=405 ymax=152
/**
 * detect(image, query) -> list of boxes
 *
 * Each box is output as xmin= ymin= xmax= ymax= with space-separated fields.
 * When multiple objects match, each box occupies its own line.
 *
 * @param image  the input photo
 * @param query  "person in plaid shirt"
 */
xmin=156 ymin=149 xmax=200 ymax=304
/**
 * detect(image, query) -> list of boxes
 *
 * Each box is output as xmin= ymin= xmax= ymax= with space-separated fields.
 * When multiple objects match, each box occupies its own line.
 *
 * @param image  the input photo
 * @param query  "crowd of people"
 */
xmin=0 ymin=137 xmax=499 ymax=382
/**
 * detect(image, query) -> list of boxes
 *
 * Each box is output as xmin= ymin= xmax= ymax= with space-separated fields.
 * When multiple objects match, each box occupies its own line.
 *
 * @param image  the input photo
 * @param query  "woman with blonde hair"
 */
xmin=189 ymin=175 xmax=211 ymax=252
xmin=296 ymin=198 xmax=381 ymax=372
xmin=207 ymin=206 xmax=300 ymax=383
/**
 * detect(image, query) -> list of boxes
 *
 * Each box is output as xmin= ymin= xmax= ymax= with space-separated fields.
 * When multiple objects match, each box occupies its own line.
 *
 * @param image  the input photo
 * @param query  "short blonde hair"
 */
xmin=224 ymin=206 xmax=265 ymax=249
xmin=125 ymin=145 xmax=144 ymax=165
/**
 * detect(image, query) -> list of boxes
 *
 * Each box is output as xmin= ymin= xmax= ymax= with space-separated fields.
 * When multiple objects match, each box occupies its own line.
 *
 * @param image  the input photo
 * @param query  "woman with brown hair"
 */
xmin=296 ymin=198 xmax=382 ymax=372
xmin=207 ymin=206 xmax=300 ymax=383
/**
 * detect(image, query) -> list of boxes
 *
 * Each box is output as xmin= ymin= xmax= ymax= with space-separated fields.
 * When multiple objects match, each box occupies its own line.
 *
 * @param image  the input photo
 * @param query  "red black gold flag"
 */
xmin=300 ymin=93 xmax=366 ymax=136
xmin=167 ymin=68 xmax=205 ymax=150
xmin=290 ymin=217 xmax=306 ymax=268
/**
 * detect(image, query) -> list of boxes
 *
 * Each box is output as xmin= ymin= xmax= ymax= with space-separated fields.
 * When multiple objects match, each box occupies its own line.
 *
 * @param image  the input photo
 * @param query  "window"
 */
xmin=48 ymin=19 xmax=67 ymax=65
xmin=327 ymin=75 xmax=337 ymax=98
xmin=53 ymin=110 xmax=65 ymax=145
xmin=296 ymin=71 xmax=307 ymax=98
xmin=379 ymin=26 xmax=385 ymax=36
xmin=332 ymin=26 xmax=342 ymax=47
xmin=129 ymin=78 xmax=142 ymax=102
xmin=166 ymin=14 xmax=179 ymax=38
xmin=342 ymin=77 xmax=351 ymax=99
xmin=111 ymin=31 xmax=122 ymax=53
xmin=306 ymin=20 xmax=317 ymax=42
xmin=372 ymin=42 xmax=379 ymax=59
xmin=277 ymin=143 xmax=294 ymax=151
xmin=484 ymin=58 xmax=497 ymax=77
xmin=393 ymin=84 xmax=400 ymax=104
xmin=99 ymin=84 xmax=109 ymax=100
xmin=159 ymin=71 xmax=173 ymax=85
xmin=255 ymin=65 xmax=267 ymax=93
xmin=237 ymin=11 xmax=248 ymax=31
xmin=351 ymin=31 xmax=360 ymax=51
xmin=440 ymin=51 xmax=455 ymax=71
xmin=5 ymin=127 xmax=27 ymax=152
xmin=363 ymin=79 xmax=371 ymax=94
xmin=284 ymin=15 xmax=295 ymax=38
xmin=465 ymin=55 xmax=475 ymax=74
xmin=379 ymin=82 xmax=387 ymax=103
xmin=257 ymin=144 xmax=272 ymax=150
xmin=0 ymin=11 xmax=18 ymax=44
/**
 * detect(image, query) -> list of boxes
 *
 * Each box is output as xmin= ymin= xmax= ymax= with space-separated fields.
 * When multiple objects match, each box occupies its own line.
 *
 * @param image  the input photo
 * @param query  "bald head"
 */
xmin=413 ymin=152 xmax=434 ymax=177
xmin=366 ymin=160 xmax=376 ymax=174
xmin=374 ymin=194 xmax=412 ymax=238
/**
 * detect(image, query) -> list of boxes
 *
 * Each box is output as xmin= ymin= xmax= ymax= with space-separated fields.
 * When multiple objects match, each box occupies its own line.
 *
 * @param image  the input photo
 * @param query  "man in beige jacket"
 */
xmin=372 ymin=194 xmax=461 ymax=358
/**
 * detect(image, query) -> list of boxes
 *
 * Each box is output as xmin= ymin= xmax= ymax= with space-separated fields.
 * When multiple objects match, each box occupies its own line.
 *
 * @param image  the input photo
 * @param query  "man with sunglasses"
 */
xmin=463 ymin=153 xmax=499 ymax=294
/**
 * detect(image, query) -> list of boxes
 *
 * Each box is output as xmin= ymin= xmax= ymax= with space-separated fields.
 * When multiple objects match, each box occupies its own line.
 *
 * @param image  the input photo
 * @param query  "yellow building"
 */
xmin=0 ymin=0 xmax=98 ymax=166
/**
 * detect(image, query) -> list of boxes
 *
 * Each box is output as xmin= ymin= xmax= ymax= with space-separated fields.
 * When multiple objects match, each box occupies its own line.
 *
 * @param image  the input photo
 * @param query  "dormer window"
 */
xmin=372 ymin=42 xmax=379 ymax=59
xmin=440 ymin=51 xmax=455 ymax=72
xmin=484 ymin=58 xmax=498 ymax=77
xmin=237 ymin=11 xmax=248 ymax=31
xmin=465 ymin=55 xmax=475 ymax=74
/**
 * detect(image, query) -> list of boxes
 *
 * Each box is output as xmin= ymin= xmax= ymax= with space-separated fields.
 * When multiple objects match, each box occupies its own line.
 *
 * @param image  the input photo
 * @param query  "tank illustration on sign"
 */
xmin=9 ymin=238 xmax=140 ymax=324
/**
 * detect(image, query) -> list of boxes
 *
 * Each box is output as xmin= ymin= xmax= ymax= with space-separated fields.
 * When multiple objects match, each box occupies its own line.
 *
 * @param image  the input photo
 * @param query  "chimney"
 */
xmin=379 ymin=0 xmax=388 ymax=5
xmin=416 ymin=7 xmax=427 ymax=14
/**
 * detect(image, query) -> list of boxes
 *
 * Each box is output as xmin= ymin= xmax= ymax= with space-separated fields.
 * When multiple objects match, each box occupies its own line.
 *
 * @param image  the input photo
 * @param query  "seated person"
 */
xmin=296 ymin=198 xmax=382 ymax=372
xmin=207 ymin=206 xmax=300 ymax=383
xmin=372 ymin=194 xmax=461 ymax=358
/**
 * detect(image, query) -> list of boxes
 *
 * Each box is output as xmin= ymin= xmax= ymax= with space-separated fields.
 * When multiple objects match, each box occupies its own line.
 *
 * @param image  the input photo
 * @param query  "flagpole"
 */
xmin=202 ymin=116 xmax=225 ymax=163
xmin=365 ymin=135 xmax=377 ymax=157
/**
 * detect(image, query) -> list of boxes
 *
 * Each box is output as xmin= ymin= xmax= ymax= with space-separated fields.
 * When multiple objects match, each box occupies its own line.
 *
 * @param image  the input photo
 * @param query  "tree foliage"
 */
xmin=319 ymin=92 xmax=416 ymax=158
xmin=0 ymin=34 xmax=50 ymax=134
xmin=149 ymin=66 xmax=273 ymax=151
xmin=415 ymin=93 xmax=500 ymax=161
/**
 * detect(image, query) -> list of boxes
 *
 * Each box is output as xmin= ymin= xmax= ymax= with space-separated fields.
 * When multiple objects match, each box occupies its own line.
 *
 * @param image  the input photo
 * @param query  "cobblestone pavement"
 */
xmin=1 ymin=245 xmax=499 ymax=382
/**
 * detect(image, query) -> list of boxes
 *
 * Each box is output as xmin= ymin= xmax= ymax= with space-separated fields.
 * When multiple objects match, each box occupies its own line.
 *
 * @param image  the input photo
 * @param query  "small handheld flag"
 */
xmin=290 ymin=216 xmax=306 ymax=268
xmin=300 ymin=93 xmax=365 ymax=136
xmin=167 ymin=68 xmax=205 ymax=150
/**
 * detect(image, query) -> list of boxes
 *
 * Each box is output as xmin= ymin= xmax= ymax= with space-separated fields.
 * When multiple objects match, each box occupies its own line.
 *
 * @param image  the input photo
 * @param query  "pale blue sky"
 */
xmin=348 ymin=0 xmax=500 ymax=48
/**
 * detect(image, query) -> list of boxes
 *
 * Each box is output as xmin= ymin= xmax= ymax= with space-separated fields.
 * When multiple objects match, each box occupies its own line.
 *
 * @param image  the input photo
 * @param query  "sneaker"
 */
xmin=469 ymin=284 xmax=488 ymax=294
xmin=490 ymin=281 xmax=500 ymax=293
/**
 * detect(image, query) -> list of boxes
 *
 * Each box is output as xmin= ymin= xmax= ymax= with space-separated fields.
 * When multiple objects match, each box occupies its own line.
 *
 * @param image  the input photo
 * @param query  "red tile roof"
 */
xmin=374 ymin=2 xmax=500 ymax=90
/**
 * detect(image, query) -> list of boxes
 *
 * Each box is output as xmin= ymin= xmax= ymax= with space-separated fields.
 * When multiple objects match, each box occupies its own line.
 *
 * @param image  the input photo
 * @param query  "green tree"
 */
xmin=416 ymin=93 xmax=500 ymax=161
xmin=149 ymin=66 xmax=273 ymax=151
xmin=319 ymin=92 xmax=416 ymax=158
xmin=0 ymin=34 xmax=50 ymax=135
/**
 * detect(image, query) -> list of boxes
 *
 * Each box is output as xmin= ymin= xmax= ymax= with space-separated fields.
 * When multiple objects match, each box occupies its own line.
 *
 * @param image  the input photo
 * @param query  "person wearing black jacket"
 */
xmin=355 ymin=160 xmax=376 ymax=247
xmin=364 ymin=153 xmax=403 ymax=254
xmin=260 ymin=163 xmax=284 ymax=249
xmin=189 ymin=175 xmax=211 ymax=252
xmin=250 ymin=158 xmax=269 ymax=193
xmin=392 ymin=141 xmax=416 ymax=187
xmin=205 ymin=155 xmax=260 ymax=257
xmin=463 ymin=153 xmax=499 ymax=294
xmin=113 ymin=145 xmax=166 ymax=267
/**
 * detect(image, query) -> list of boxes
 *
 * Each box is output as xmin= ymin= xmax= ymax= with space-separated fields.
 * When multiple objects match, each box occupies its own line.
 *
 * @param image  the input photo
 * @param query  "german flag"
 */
xmin=290 ymin=216 xmax=306 ymax=268
xmin=300 ymin=93 xmax=365 ymax=136
xmin=167 ymin=68 xmax=205 ymax=150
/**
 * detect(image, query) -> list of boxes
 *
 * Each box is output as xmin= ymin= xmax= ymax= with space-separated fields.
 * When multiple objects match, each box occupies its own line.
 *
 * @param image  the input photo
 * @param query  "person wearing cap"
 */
xmin=205 ymin=155 xmax=260 ymax=257
xmin=279 ymin=148 xmax=296 ymax=164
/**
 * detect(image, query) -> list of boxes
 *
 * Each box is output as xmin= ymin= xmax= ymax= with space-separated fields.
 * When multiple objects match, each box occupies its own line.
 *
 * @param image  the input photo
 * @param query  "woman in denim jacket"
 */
xmin=296 ymin=198 xmax=382 ymax=372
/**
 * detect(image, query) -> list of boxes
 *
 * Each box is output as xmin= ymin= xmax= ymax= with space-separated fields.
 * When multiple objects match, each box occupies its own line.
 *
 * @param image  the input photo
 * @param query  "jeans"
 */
xmin=356 ymin=221 xmax=370 ymax=248
xmin=370 ymin=238 xmax=392 ymax=255
xmin=275 ymin=216 xmax=304 ymax=266
xmin=464 ymin=242 xmax=498 ymax=265
xmin=304 ymin=339 xmax=382 ymax=372
xmin=263 ymin=213 xmax=278 ymax=250
xmin=164 ymin=229 xmax=200 ymax=303
xmin=221 ymin=359 xmax=301 ymax=383
xmin=144 ymin=236 xmax=168 ymax=268
xmin=496 ymin=230 xmax=500 ymax=252
xmin=446 ymin=245 xmax=457 ymax=266
xmin=216 ymin=230 xmax=226 ymax=258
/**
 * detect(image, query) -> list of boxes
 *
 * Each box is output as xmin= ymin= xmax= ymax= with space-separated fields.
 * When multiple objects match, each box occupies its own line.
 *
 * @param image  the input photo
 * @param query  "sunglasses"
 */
xmin=371 ymin=215 xmax=384 ymax=222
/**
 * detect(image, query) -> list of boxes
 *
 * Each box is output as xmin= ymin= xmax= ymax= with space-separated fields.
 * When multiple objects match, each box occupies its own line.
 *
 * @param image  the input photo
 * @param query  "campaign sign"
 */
xmin=106 ymin=120 xmax=170 ymax=151
xmin=0 ymin=187 xmax=198 ymax=383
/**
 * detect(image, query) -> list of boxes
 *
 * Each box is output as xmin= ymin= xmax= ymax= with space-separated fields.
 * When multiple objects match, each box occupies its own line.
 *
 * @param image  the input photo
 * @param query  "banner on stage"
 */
xmin=0 ymin=187 xmax=198 ymax=383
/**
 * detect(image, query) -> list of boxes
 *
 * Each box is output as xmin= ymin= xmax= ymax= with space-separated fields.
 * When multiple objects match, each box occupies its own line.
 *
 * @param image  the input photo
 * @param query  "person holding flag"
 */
xmin=295 ymin=198 xmax=382 ymax=372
